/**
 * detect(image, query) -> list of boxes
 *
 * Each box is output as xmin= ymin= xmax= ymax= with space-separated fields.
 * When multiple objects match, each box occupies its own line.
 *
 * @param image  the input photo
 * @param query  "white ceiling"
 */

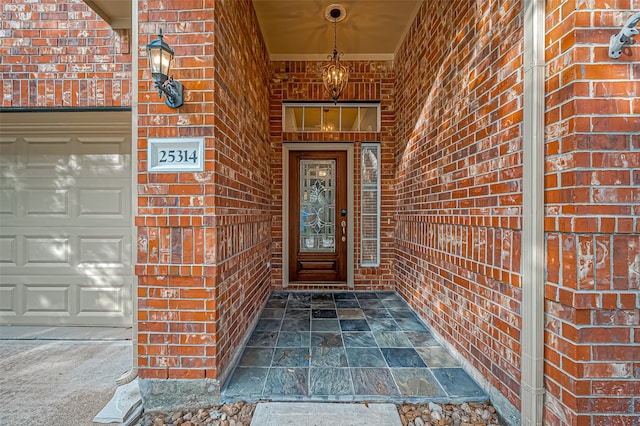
xmin=253 ymin=1 xmax=422 ymax=60
xmin=82 ymin=0 xmax=422 ymax=59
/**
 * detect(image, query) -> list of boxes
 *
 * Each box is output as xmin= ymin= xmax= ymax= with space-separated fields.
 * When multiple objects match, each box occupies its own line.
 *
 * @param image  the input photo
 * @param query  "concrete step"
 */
xmin=250 ymin=402 xmax=402 ymax=426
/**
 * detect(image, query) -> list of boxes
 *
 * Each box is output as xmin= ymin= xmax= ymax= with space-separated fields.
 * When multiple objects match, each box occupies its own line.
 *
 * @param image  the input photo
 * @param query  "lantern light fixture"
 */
xmin=146 ymin=29 xmax=184 ymax=108
xmin=322 ymin=5 xmax=349 ymax=104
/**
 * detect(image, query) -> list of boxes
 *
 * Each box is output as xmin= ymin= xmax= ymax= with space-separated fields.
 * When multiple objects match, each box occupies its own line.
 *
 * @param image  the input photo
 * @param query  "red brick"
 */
xmin=138 ymin=368 xmax=168 ymax=379
xmin=592 ymin=345 xmax=636 ymax=361
xmin=587 ymin=397 xmax=633 ymax=413
xmin=578 ymin=327 xmax=631 ymax=344
xmin=592 ymin=379 xmax=640 ymax=396
xmin=584 ymin=362 xmax=633 ymax=379
xmin=168 ymin=369 xmax=205 ymax=379
xmin=592 ymin=415 xmax=640 ymax=426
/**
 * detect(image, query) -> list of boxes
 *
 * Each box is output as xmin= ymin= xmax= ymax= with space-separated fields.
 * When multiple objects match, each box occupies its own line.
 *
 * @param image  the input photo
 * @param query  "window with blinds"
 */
xmin=361 ymin=143 xmax=380 ymax=267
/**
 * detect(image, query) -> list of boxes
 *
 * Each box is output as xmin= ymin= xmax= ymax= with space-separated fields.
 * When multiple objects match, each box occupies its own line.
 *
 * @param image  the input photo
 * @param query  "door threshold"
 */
xmin=285 ymin=281 xmax=351 ymax=290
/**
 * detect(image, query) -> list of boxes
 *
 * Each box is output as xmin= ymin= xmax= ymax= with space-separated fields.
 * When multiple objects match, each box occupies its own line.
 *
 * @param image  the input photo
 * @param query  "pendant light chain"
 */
xmin=322 ymin=6 xmax=349 ymax=103
xmin=333 ymin=17 xmax=338 ymax=57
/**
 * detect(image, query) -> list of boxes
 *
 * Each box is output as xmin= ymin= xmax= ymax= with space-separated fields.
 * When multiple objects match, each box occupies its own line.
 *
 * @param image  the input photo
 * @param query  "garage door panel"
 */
xmin=0 ymin=188 xmax=17 ymax=215
xmin=0 ymin=137 xmax=17 ymax=166
xmin=23 ymin=235 xmax=72 ymax=267
xmin=0 ymin=283 xmax=17 ymax=314
xmin=78 ymin=137 xmax=130 ymax=171
xmin=25 ymin=284 xmax=70 ymax=313
xmin=0 ymin=235 xmax=18 ymax=266
xmin=78 ymin=235 xmax=127 ymax=267
xmin=2 ymin=137 xmax=130 ymax=179
xmin=1 ymin=178 xmax=130 ymax=226
xmin=73 ymin=228 xmax=132 ymax=273
xmin=0 ymin=111 xmax=132 ymax=326
xmin=25 ymin=187 xmax=71 ymax=216
xmin=7 ymin=177 xmax=74 ymax=219
xmin=78 ymin=285 xmax=126 ymax=315
xmin=76 ymin=181 xmax=130 ymax=219
xmin=1 ymin=275 xmax=131 ymax=325
xmin=24 ymin=137 xmax=73 ymax=169
xmin=1 ymin=227 xmax=131 ymax=275
xmin=78 ymin=187 xmax=127 ymax=217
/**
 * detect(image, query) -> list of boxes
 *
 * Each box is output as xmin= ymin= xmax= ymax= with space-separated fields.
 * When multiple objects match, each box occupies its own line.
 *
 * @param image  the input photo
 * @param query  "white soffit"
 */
xmin=83 ymin=0 xmax=132 ymax=29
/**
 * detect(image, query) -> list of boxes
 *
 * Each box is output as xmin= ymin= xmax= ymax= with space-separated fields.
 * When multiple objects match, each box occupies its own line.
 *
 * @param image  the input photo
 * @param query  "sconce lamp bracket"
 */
xmin=609 ymin=12 xmax=640 ymax=59
xmin=155 ymin=77 xmax=183 ymax=109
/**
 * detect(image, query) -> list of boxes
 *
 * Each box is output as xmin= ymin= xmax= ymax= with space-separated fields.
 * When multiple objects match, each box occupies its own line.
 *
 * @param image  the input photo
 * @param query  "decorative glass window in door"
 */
xmin=300 ymin=159 xmax=336 ymax=252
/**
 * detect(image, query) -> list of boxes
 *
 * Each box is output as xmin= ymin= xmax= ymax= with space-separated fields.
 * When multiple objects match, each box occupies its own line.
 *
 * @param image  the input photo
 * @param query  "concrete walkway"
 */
xmin=0 ymin=326 xmax=132 ymax=426
xmin=251 ymin=402 xmax=402 ymax=425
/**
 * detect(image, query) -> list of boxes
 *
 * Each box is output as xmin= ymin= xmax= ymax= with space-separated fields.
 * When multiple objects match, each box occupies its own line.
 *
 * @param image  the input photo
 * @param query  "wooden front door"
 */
xmin=289 ymin=151 xmax=348 ymax=282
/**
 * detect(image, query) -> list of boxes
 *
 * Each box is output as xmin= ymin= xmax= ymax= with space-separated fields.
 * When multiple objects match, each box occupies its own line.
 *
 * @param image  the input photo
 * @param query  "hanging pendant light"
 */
xmin=322 ymin=5 xmax=349 ymax=104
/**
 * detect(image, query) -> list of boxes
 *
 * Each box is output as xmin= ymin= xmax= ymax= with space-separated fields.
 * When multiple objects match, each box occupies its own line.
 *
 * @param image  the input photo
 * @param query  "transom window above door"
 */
xmin=283 ymin=102 xmax=380 ymax=132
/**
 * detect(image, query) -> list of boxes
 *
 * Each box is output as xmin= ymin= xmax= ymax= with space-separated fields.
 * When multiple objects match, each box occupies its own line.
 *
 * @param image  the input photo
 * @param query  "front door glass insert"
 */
xmin=300 ymin=159 xmax=336 ymax=252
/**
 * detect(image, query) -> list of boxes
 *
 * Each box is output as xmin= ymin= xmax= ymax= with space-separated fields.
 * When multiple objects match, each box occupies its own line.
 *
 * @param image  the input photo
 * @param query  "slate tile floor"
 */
xmin=222 ymin=291 xmax=487 ymax=403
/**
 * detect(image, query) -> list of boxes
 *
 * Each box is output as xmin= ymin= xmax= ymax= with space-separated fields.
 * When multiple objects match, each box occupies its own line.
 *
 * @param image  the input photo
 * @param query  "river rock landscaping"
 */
xmin=135 ymin=400 xmax=501 ymax=426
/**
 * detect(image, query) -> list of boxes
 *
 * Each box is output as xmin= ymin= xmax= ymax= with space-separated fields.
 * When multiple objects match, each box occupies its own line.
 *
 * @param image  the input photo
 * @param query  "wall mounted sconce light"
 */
xmin=609 ymin=12 xmax=640 ymax=59
xmin=146 ymin=29 xmax=183 ymax=108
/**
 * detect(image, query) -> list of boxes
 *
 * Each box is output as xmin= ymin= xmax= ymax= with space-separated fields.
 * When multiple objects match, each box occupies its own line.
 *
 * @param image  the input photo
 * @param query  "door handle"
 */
xmin=341 ymin=221 xmax=346 ymax=241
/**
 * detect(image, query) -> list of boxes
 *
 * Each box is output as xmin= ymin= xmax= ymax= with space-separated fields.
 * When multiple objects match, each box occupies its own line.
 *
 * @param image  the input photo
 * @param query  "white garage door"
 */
xmin=0 ymin=111 xmax=133 ymax=326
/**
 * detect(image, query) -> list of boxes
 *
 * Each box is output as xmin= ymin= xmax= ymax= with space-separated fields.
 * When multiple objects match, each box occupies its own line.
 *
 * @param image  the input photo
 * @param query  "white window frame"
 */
xmin=282 ymin=102 xmax=381 ymax=133
xmin=360 ymin=143 xmax=381 ymax=267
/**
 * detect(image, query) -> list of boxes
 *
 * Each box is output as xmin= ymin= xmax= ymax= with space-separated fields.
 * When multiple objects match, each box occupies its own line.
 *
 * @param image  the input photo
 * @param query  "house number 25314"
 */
xmin=148 ymin=137 xmax=204 ymax=172
xmin=158 ymin=149 xmax=198 ymax=164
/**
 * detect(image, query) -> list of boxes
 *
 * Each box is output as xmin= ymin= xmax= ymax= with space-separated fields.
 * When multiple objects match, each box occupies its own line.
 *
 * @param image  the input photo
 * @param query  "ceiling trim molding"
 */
xmin=270 ymin=53 xmax=394 ymax=62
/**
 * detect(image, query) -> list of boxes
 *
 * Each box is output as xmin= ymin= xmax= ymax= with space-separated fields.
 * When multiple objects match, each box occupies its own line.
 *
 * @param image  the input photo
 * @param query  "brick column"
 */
xmin=136 ymin=0 xmax=218 ymax=409
xmin=136 ymin=0 xmax=271 ymax=410
xmin=544 ymin=2 xmax=640 ymax=424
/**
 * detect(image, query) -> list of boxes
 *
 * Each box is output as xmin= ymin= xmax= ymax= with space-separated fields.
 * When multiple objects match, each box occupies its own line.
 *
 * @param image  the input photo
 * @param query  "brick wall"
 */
xmin=209 ymin=0 xmax=272 ymax=377
xmin=136 ymin=0 xmax=271 ymax=399
xmin=6 ymin=0 xmax=639 ymax=420
xmin=269 ymin=60 xmax=396 ymax=290
xmin=0 ymin=0 xmax=131 ymax=107
xmin=544 ymin=1 xmax=640 ymax=424
xmin=393 ymin=0 xmax=525 ymax=412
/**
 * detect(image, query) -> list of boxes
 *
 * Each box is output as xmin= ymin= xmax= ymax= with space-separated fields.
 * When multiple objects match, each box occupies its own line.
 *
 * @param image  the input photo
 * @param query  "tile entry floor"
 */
xmin=222 ymin=291 xmax=487 ymax=403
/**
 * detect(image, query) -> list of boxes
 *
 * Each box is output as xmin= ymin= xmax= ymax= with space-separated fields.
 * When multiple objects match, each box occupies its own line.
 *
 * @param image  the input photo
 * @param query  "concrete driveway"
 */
xmin=0 ymin=326 xmax=132 ymax=426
